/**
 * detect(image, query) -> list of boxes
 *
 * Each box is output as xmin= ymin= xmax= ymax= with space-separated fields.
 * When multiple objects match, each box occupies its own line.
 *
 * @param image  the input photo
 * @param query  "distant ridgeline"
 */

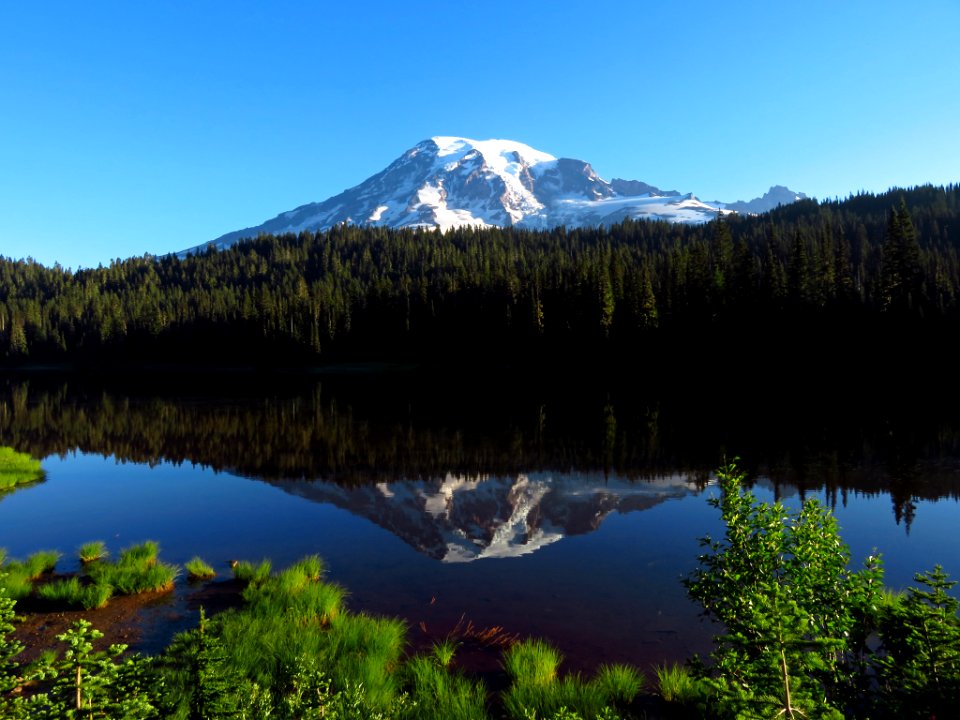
xmin=0 ymin=184 xmax=958 ymax=380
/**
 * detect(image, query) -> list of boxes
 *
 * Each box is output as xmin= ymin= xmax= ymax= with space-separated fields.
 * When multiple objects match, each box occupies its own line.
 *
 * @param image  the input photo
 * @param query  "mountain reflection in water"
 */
xmin=2 ymin=374 xmax=960 ymax=670
xmin=272 ymin=472 xmax=704 ymax=562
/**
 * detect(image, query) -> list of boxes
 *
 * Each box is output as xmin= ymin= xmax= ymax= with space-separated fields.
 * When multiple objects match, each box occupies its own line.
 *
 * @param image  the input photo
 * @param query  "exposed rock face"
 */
xmin=193 ymin=137 xmax=807 ymax=255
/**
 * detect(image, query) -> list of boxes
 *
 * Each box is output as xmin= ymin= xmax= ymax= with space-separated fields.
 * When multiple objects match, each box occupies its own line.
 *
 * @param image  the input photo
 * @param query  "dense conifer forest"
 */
xmin=0 ymin=184 xmax=958 ymax=378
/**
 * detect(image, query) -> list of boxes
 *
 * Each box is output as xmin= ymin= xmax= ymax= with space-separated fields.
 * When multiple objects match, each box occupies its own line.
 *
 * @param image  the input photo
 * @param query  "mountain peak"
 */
xmin=723 ymin=185 xmax=809 ymax=214
xmin=198 ymin=138 xmax=807 ymax=253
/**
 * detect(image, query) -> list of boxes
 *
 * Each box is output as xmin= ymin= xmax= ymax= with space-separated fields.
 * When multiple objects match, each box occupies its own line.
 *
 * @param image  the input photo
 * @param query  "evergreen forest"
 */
xmin=0 ymin=185 xmax=958 ymax=381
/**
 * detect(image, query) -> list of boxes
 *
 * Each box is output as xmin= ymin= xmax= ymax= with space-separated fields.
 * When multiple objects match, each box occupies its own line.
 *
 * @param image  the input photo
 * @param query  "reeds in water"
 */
xmin=185 ymin=556 xmax=215 ymax=581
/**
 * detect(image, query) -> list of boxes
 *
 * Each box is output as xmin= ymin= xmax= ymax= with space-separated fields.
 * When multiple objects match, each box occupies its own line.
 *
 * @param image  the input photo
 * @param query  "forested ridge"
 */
xmin=1 ymin=184 xmax=958 ymax=372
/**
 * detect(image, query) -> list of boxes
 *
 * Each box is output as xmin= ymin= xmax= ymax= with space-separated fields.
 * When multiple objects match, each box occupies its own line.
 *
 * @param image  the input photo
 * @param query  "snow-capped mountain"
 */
xmin=200 ymin=137 xmax=805 ymax=252
xmin=269 ymin=471 xmax=703 ymax=563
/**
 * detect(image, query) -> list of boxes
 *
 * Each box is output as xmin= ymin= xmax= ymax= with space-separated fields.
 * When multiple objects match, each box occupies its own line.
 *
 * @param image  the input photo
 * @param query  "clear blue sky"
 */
xmin=2 ymin=1 xmax=958 ymax=269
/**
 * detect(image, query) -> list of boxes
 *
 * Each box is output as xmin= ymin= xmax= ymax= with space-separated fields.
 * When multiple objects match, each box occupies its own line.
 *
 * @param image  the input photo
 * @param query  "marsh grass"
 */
xmin=36 ymin=577 xmax=113 ymax=609
xmin=503 ymin=638 xmax=562 ymax=687
xmin=86 ymin=541 xmax=178 ymax=594
xmin=232 ymin=559 xmax=272 ymax=584
xmin=118 ymin=540 xmax=160 ymax=567
xmin=196 ymin=557 xmax=406 ymax=714
xmin=290 ymin=554 xmax=324 ymax=581
xmin=656 ymin=663 xmax=705 ymax=706
xmin=0 ymin=565 xmax=33 ymax=600
xmin=405 ymin=654 xmax=487 ymax=720
xmin=501 ymin=675 xmax=607 ymax=720
xmin=185 ymin=556 xmax=215 ymax=581
xmin=23 ymin=550 xmax=60 ymax=579
xmin=0 ymin=550 xmax=60 ymax=598
xmin=432 ymin=638 xmax=459 ymax=669
xmin=593 ymin=663 xmax=644 ymax=707
xmin=78 ymin=540 xmax=109 ymax=564
xmin=0 ymin=446 xmax=44 ymax=492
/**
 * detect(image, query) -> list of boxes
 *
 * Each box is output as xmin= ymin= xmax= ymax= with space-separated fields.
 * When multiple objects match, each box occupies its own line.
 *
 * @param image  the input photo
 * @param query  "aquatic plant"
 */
xmin=36 ymin=577 xmax=113 ymax=610
xmin=86 ymin=541 xmax=178 ymax=594
xmin=0 ymin=446 xmax=44 ymax=492
xmin=290 ymin=554 xmax=324 ymax=581
xmin=592 ymin=663 xmax=644 ymax=706
xmin=431 ymin=637 xmax=459 ymax=669
xmin=232 ymin=559 xmax=271 ymax=584
xmin=118 ymin=540 xmax=160 ymax=568
xmin=502 ymin=674 xmax=608 ymax=720
xmin=0 ymin=565 xmax=32 ymax=600
xmin=655 ymin=663 xmax=702 ymax=705
xmin=23 ymin=550 xmax=60 ymax=579
xmin=78 ymin=540 xmax=109 ymax=564
xmin=404 ymin=653 xmax=487 ymax=720
xmin=185 ymin=557 xmax=215 ymax=581
xmin=0 ymin=550 xmax=59 ymax=599
xmin=503 ymin=638 xmax=562 ymax=687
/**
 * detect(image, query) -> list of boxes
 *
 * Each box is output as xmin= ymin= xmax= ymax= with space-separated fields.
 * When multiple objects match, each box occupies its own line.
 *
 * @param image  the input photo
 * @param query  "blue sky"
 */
xmin=1 ymin=1 xmax=958 ymax=269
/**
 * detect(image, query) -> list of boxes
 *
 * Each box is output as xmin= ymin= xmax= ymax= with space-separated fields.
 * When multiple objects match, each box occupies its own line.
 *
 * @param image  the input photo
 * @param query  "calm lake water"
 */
xmin=1 ymin=373 xmax=959 ymax=672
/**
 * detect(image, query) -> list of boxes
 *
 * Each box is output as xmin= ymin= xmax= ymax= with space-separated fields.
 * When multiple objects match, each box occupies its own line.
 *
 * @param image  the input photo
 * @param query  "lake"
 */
xmin=1 ymin=372 xmax=959 ymax=673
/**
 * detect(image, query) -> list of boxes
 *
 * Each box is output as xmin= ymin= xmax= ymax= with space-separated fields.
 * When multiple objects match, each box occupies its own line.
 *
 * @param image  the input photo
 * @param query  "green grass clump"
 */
xmin=0 ymin=446 xmax=44 ymax=492
xmin=503 ymin=638 xmax=563 ymax=687
xmin=502 ymin=675 xmax=607 ymax=720
xmin=0 ymin=564 xmax=33 ymax=600
xmin=405 ymin=654 xmax=487 ymax=720
xmin=656 ymin=663 xmax=705 ymax=706
xmin=185 ymin=557 xmax=215 ymax=581
xmin=117 ymin=540 xmax=160 ymax=567
xmin=36 ymin=577 xmax=113 ymax=609
xmin=203 ymin=560 xmax=407 ymax=714
xmin=289 ymin=554 xmax=324 ymax=581
xmin=0 ymin=550 xmax=59 ymax=599
xmin=23 ymin=550 xmax=60 ymax=579
xmin=78 ymin=541 xmax=109 ymax=564
xmin=232 ymin=559 xmax=272 ymax=585
xmin=432 ymin=638 xmax=459 ymax=669
xmin=593 ymin=663 xmax=644 ymax=706
xmin=86 ymin=541 xmax=178 ymax=594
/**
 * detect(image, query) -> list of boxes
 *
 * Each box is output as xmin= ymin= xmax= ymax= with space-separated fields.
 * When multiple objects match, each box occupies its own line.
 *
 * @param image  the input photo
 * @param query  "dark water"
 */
xmin=1 ymin=374 xmax=959 ymax=672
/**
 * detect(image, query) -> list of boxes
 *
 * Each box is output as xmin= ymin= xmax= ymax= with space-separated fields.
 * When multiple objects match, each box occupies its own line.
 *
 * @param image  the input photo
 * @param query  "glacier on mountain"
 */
xmin=198 ymin=137 xmax=805 ymax=253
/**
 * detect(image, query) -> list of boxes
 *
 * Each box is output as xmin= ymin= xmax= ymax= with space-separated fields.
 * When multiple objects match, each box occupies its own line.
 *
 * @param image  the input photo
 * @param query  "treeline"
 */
xmin=0 ymin=184 xmax=958 ymax=373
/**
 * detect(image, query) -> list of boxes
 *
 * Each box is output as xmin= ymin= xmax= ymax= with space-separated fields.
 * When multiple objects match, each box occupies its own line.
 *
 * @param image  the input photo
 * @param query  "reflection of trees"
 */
xmin=0 ymin=377 xmax=959 ymax=525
